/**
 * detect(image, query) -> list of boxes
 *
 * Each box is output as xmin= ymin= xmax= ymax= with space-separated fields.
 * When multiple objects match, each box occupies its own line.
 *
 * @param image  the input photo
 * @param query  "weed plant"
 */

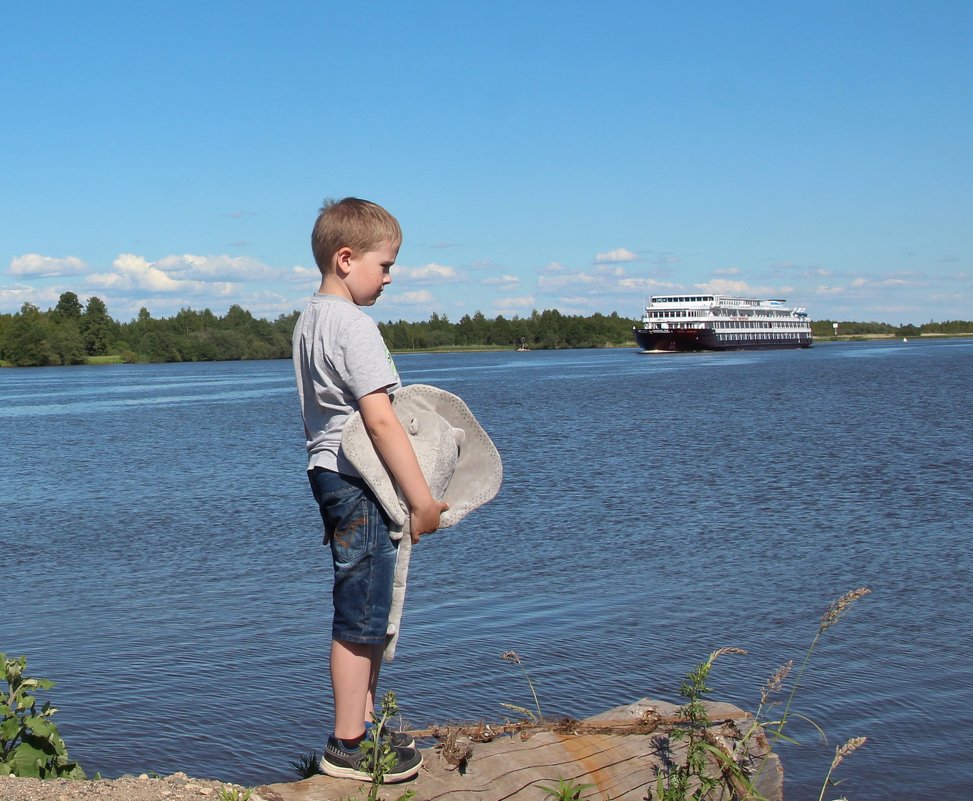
xmin=653 ymin=647 xmax=749 ymax=801
xmin=289 ymin=751 xmax=320 ymax=780
xmin=217 ymin=787 xmax=253 ymax=801
xmin=538 ymin=776 xmax=596 ymax=800
xmin=500 ymin=651 xmax=543 ymax=721
xmin=313 ymin=690 xmax=416 ymax=801
xmin=0 ymin=653 xmax=84 ymax=779
xmin=649 ymin=588 xmax=872 ymax=800
xmin=358 ymin=691 xmax=410 ymax=801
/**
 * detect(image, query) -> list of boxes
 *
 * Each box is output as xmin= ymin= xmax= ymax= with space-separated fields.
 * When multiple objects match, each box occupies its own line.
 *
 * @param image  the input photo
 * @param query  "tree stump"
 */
xmin=255 ymin=698 xmax=783 ymax=801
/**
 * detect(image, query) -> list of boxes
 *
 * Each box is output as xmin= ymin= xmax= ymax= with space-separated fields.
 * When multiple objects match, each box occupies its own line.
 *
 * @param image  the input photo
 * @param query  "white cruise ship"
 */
xmin=633 ymin=294 xmax=813 ymax=352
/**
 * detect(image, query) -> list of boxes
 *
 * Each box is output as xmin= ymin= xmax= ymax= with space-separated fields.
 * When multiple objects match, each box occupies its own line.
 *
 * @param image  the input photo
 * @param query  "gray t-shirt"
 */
xmin=292 ymin=293 xmax=400 ymax=474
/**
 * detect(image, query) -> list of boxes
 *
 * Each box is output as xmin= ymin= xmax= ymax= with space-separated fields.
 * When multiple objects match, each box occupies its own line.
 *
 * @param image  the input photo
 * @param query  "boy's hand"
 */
xmin=358 ymin=389 xmax=449 ymax=544
xmin=410 ymin=498 xmax=449 ymax=544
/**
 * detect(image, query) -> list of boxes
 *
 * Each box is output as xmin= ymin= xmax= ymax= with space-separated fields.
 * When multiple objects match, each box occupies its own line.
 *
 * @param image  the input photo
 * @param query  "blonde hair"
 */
xmin=311 ymin=197 xmax=402 ymax=273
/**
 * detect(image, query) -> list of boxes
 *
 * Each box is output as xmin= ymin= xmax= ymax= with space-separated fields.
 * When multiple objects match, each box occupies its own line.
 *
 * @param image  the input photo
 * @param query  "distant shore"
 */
xmin=2 ymin=333 xmax=972 ymax=368
xmin=817 ymin=332 xmax=973 ymax=341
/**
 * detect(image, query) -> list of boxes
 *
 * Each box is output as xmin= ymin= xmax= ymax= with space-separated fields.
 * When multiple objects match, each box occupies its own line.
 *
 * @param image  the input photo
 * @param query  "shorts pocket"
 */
xmin=326 ymin=493 xmax=373 ymax=565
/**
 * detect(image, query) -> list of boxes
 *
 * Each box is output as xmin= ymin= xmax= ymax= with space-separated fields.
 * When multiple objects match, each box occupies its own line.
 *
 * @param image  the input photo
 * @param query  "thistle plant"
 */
xmin=0 ymin=653 xmax=85 ymax=779
xmin=357 ymin=690 xmax=416 ymax=801
xmin=654 ymin=647 xmax=747 ymax=801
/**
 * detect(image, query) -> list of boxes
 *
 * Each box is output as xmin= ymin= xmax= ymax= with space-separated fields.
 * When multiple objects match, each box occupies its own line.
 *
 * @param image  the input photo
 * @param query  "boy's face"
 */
xmin=344 ymin=241 xmax=398 ymax=306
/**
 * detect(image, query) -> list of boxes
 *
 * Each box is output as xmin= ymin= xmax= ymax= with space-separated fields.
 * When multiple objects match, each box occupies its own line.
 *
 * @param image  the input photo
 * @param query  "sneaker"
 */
xmin=365 ymin=721 xmax=416 ymax=749
xmin=319 ymin=735 xmax=422 ymax=783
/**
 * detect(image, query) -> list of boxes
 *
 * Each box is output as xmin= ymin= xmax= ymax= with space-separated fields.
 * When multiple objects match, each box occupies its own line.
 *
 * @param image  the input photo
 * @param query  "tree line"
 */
xmin=1 ymin=292 xmax=970 ymax=367
xmin=809 ymin=319 xmax=973 ymax=337
xmin=378 ymin=309 xmax=637 ymax=351
xmin=0 ymin=293 xmax=639 ymax=367
xmin=0 ymin=293 xmax=298 ymax=367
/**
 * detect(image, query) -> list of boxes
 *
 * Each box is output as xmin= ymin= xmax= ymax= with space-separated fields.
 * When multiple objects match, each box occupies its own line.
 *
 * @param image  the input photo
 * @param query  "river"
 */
xmin=2 ymin=339 xmax=971 ymax=799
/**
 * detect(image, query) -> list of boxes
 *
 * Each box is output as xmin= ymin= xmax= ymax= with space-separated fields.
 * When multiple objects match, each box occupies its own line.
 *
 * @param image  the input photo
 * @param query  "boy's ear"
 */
xmin=334 ymin=246 xmax=354 ymax=276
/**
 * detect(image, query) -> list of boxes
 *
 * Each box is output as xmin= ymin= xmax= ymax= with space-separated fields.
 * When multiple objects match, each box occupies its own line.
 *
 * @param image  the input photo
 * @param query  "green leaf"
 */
xmin=62 ymin=761 xmax=86 ymax=780
xmin=1 ymin=716 xmax=21 ymax=741
xmin=26 ymin=716 xmax=56 ymax=739
xmin=9 ymin=740 xmax=49 ymax=778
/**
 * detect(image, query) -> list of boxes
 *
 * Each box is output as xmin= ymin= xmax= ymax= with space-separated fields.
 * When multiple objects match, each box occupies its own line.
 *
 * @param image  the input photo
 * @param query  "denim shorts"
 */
xmin=308 ymin=468 xmax=398 ymax=645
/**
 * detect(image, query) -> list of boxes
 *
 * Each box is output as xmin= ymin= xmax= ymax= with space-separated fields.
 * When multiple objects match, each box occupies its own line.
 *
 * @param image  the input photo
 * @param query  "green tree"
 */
xmin=4 ymin=304 xmax=60 ymax=367
xmin=48 ymin=320 xmax=86 ymax=365
xmin=138 ymin=330 xmax=182 ymax=362
xmin=50 ymin=291 xmax=83 ymax=322
xmin=80 ymin=296 xmax=115 ymax=356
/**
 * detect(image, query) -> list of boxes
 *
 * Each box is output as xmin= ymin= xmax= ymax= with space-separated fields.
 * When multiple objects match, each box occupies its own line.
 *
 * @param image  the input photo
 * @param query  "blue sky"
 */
xmin=2 ymin=2 xmax=971 ymax=325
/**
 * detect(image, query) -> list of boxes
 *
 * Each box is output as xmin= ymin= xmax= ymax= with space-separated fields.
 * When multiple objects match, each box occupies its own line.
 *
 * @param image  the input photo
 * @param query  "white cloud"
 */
xmin=155 ymin=254 xmax=277 ymax=281
xmin=397 ymin=290 xmax=435 ymax=304
xmin=290 ymin=265 xmax=320 ymax=282
xmin=618 ymin=277 xmax=678 ymax=291
xmin=87 ymin=253 xmax=236 ymax=295
xmin=482 ymin=273 xmax=520 ymax=289
xmin=10 ymin=254 xmax=88 ymax=277
xmin=494 ymin=295 xmax=535 ymax=310
xmin=558 ymin=295 xmax=600 ymax=308
xmin=538 ymin=271 xmax=596 ymax=289
xmin=398 ymin=263 xmax=457 ymax=281
xmin=0 ymin=284 xmax=61 ymax=311
xmin=713 ymin=267 xmax=741 ymax=276
xmin=697 ymin=278 xmax=751 ymax=295
xmin=595 ymin=248 xmax=638 ymax=264
xmin=540 ymin=261 xmax=568 ymax=273
xmin=87 ymin=272 xmax=130 ymax=289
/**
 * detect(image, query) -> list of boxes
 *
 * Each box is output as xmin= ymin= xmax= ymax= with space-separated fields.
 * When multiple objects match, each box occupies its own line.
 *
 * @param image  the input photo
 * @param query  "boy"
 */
xmin=293 ymin=197 xmax=447 ymax=782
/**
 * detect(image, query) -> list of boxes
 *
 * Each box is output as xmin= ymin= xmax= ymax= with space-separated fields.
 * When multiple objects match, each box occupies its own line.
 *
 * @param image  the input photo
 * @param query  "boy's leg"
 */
xmin=331 ymin=639 xmax=384 ymax=740
xmin=365 ymin=644 xmax=383 ymax=724
xmin=311 ymin=470 xmax=419 ymax=781
xmin=308 ymin=469 xmax=398 ymax=740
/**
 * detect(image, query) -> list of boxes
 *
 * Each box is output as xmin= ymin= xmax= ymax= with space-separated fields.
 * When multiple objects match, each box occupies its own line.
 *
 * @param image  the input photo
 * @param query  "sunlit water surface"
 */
xmin=3 ymin=340 xmax=972 ymax=800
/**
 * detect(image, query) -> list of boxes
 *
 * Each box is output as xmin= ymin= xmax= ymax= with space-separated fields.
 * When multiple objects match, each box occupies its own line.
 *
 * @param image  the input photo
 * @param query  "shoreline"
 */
xmin=3 ymin=333 xmax=972 ymax=368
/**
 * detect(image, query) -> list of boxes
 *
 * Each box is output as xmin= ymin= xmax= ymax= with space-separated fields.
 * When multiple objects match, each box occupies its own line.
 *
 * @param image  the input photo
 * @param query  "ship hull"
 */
xmin=634 ymin=327 xmax=812 ymax=352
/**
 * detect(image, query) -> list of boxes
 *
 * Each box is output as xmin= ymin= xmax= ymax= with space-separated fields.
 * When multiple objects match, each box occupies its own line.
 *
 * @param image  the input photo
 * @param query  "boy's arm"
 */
xmin=358 ymin=388 xmax=448 ymax=543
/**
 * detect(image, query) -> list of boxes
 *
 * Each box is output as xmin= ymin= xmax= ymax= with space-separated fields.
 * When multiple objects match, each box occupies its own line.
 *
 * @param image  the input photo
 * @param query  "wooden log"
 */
xmin=255 ymin=698 xmax=783 ymax=801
